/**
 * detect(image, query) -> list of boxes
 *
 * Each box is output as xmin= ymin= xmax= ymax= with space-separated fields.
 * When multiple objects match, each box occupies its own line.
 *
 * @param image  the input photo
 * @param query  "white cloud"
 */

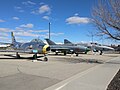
xmin=29 ymin=30 xmax=48 ymax=33
xmin=66 ymin=16 xmax=91 ymax=24
xmin=27 ymin=1 xmax=36 ymax=5
xmin=40 ymin=2 xmax=45 ymax=5
xmin=0 ymin=33 xmax=8 ymax=37
xmin=0 ymin=36 xmax=9 ymax=41
xmin=42 ymin=16 xmax=49 ymax=20
xmin=15 ymin=27 xmax=23 ymax=30
xmin=39 ymin=5 xmax=51 ymax=14
xmin=20 ymin=23 xmax=34 ymax=28
xmin=47 ymin=32 xmax=64 ymax=36
xmin=14 ymin=31 xmax=49 ymax=39
xmin=31 ymin=4 xmax=51 ymax=15
xmin=15 ymin=31 xmax=39 ymax=37
xmin=19 ymin=10 xmax=24 ymax=12
xmin=44 ymin=32 xmax=64 ymax=39
xmin=0 ymin=28 xmax=11 ymax=32
xmin=14 ymin=23 xmax=49 ymax=38
xmin=14 ymin=6 xmax=22 ymax=9
xmin=0 ymin=30 xmax=10 ymax=42
xmin=0 ymin=19 xmax=6 ymax=22
xmin=74 ymin=13 xmax=79 ymax=16
xmin=14 ymin=25 xmax=48 ymax=38
xmin=22 ymin=1 xmax=36 ymax=5
xmin=0 ymin=27 xmax=49 ymax=42
xmin=31 ymin=11 xmax=37 ymax=14
xmin=52 ymin=33 xmax=64 ymax=36
xmin=12 ymin=17 xmax=20 ymax=20
xmin=14 ymin=6 xmax=24 ymax=12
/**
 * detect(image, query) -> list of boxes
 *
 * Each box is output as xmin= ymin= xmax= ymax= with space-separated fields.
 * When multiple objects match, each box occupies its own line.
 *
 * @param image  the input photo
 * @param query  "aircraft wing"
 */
xmin=50 ymin=46 xmax=72 ymax=52
xmin=51 ymin=48 xmax=71 ymax=52
xmin=0 ymin=49 xmax=33 ymax=53
xmin=50 ymin=45 xmax=73 ymax=50
xmin=50 ymin=47 xmax=70 ymax=50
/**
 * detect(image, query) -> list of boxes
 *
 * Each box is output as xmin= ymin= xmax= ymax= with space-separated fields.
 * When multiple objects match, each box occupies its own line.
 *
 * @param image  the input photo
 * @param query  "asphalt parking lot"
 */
xmin=0 ymin=52 xmax=119 ymax=90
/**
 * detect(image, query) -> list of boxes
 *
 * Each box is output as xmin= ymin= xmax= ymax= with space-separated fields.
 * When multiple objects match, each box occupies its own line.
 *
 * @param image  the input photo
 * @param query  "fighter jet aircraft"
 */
xmin=0 ymin=32 xmax=50 ymax=61
xmin=64 ymin=39 xmax=114 ymax=55
xmin=45 ymin=39 xmax=90 ymax=56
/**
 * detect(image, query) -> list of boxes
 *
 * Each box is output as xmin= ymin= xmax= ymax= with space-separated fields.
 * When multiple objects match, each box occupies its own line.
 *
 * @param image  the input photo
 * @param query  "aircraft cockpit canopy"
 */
xmin=31 ymin=39 xmax=44 ymax=44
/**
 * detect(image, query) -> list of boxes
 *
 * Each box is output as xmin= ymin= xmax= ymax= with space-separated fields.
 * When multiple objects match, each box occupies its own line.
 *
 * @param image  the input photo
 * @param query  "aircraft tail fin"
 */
xmin=64 ymin=39 xmax=73 ymax=44
xmin=45 ymin=39 xmax=56 ymax=45
xmin=11 ymin=32 xmax=17 ymax=44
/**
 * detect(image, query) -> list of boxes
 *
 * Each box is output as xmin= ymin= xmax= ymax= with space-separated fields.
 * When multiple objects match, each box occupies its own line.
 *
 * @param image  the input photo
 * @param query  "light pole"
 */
xmin=92 ymin=34 xmax=94 ymax=43
xmin=49 ymin=22 xmax=51 ymax=40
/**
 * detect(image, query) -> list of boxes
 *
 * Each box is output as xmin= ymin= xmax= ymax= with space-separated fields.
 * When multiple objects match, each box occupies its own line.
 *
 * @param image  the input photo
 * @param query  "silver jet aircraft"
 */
xmin=64 ymin=39 xmax=114 ymax=55
xmin=0 ymin=32 xmax=50 ymax=61
xmin=45 ymin=39 xmax=90 ymax=56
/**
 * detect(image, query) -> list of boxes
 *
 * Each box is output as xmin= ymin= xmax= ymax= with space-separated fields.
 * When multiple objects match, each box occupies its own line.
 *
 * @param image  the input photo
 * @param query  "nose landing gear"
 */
xmin=32 ymin=53 xmax=48 ymax=62
xmin=44 ymin=56 xmax=48 ymax=61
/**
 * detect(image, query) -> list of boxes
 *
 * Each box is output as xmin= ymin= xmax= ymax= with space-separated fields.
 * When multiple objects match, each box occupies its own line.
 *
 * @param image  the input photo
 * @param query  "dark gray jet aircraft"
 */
xmin=0 ymin=32 xmax=50 ymax=61
xmin=45 ymin=39 xmax=90 ymax=56
xmin=64 ymin=39 xmax=114 ymax=55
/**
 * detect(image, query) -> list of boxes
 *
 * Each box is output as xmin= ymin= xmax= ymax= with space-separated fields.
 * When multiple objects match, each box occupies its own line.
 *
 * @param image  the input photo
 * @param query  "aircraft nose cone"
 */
xmin=107 ymin=47 xmax=114 ymax=51
xmin=42 ymin=45 xmax=50 ymax=54
xmin=111 ymin=48 xmax=114 ymax=51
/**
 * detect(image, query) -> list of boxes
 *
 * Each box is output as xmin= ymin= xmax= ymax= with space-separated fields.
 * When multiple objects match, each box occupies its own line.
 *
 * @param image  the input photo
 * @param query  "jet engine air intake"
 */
xmin=42 ymin=45 xmax=50 ymax=54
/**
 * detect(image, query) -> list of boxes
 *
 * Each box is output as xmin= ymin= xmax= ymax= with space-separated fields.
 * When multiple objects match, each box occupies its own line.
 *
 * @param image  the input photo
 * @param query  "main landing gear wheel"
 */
xmin=33 ymin=53 xmax=37 ymax=59
xmin=16 ymin=52 xmax=20 ymax=58
xmin=55 ymin=52 xmax=58 ymax=55
xmin=64 ymin=52 xmax=67 ymax=55
xmin=85 ymin=51 xmax=87 ymax=54
xmin=100 ymin=50 xmax=103 ymax=55
xmin=44 ymin=57 xmax=48 ymax=61
xmin=76 ymin=54 xmax=79 ymax=56
xmin=32 ymin=54 xmax=48 ymax=61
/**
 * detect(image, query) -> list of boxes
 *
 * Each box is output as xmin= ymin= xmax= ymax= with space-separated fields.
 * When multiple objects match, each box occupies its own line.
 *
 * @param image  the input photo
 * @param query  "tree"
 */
xmin=92 ymin=0 xmax=120 ymax=40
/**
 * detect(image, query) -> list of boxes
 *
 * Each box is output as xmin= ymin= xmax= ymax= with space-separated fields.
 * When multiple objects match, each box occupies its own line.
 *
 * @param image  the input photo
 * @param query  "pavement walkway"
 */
xmin=45 ymin=56 xmax=120 ymax=90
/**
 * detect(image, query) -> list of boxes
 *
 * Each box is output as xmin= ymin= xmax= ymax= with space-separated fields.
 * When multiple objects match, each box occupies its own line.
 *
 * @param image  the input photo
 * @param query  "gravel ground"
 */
xmin=107 ymin=69 xmax=120 ymax=90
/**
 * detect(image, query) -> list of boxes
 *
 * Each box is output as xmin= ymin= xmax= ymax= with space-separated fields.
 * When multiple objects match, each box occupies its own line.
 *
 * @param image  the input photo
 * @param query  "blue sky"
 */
xmin=0 ymin=0 xmax=117 ymax=44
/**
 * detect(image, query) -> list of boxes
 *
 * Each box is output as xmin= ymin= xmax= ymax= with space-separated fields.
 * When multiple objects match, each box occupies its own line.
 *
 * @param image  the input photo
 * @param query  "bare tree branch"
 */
xmin=92 ymin=0 xmax=120 ymax=40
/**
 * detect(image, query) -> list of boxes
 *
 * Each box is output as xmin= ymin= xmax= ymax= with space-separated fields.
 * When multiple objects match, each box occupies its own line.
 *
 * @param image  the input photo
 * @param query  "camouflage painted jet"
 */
xmin=64 ymin=39 xmax=114 ymax=55
xmin=45 ymin=39 xmax=90 ymax=56
xmin=0 ymin=32 xmax=50 ymax=61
